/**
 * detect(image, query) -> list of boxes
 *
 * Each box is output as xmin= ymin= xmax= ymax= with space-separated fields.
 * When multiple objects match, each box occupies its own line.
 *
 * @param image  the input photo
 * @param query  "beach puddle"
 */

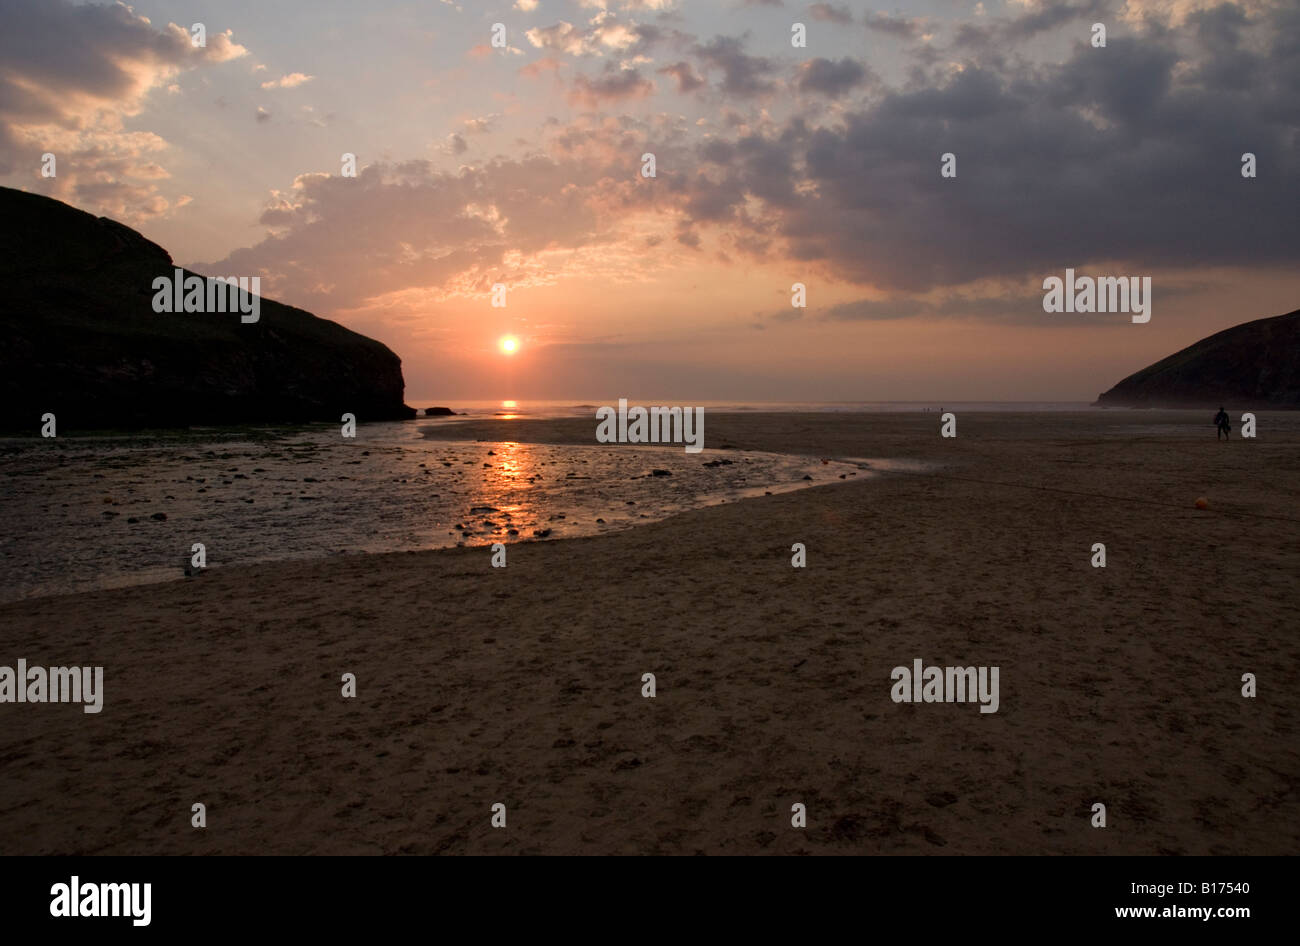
xmin=0 ymin=422 xmax=905 ymax=602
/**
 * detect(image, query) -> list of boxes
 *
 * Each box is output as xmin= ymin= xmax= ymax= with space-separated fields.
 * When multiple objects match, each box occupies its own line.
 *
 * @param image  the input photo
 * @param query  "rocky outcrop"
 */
xmin=425 ymin=407 xmax=458 ymax=416
xmin=0 ymin=187 xmax=415 ymax=430
xmin=1095 ymin=309 xmax=1300 ymax=408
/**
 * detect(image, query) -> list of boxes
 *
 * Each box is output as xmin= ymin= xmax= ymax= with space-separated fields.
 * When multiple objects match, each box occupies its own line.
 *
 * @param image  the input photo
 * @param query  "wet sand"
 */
xmin=1 ymin=411 xmax=1297 ymax=854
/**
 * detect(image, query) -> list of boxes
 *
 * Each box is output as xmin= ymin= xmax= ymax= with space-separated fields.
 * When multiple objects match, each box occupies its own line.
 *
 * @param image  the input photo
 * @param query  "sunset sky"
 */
xmin=3 ymin=0 xmax=1297 ymax=402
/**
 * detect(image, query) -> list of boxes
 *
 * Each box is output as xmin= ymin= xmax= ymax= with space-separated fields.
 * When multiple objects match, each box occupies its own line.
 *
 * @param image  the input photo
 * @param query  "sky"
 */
xmin=1 ymin=0 xmax=1297 ymax=403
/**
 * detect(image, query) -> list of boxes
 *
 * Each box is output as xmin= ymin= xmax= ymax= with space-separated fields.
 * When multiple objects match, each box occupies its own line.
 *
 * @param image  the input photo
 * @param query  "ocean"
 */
xmin=414 ymin=400 xmax=1098 ymax=421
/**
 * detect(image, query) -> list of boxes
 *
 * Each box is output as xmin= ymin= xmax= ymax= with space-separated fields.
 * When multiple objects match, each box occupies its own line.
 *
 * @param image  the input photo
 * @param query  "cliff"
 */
xmin=1095 ymin=309 xmax=1300 ymax=409
xmin=0 ymin=187 xmax=415 ymax=430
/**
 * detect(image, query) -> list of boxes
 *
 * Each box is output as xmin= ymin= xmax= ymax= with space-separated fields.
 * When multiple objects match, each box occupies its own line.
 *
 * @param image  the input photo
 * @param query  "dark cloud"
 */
xmin=695 ymin=35 xmax=776 ymax=97
xmin=658 ymin=61 xmax=705 ymax=93
xmin=952 ymin=0 xmax=1111 ymax=53
xmin=568 ymin=65 xmax=655 ymax=106
xmin=685 ymin=6 xmax=1300 ymax=292
xmin=797 ymin=57 xmax=869 ymax=97
xmin=1008 ymin=0 xmax=1110 ymax=42
xmin=863 ymin=12 xmax=925 ymax=41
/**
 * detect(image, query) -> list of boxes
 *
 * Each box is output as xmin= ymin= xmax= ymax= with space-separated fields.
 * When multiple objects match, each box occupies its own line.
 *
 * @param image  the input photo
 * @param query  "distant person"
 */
xmin=1214 ymin=406 xmax=1231 ymax=440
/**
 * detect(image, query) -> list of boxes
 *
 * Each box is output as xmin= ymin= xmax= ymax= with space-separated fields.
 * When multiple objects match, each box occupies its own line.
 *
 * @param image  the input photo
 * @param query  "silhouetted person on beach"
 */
xmin=1215 ymin=407 xmax=1231 ymax=440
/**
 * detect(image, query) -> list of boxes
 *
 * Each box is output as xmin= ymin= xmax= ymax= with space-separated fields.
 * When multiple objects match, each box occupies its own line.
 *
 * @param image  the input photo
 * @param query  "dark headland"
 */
xmin=0 ymin=186 xmax=414 ymax=430
xmin=1095 ymin=308 xmax=1300 ymax=409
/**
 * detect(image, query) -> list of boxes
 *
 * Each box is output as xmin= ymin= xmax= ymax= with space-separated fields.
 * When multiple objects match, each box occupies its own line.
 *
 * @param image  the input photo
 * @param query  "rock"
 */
xmin=802 ymin=474 xmax=813 ymax=480
xmin=150 ymin=512 xmax=167 ymax=520
xmin=651 ymin=469 xmax=671 ymax=476
xmin=424 ymin=407 xmax=457 ymax=416
xmin=533 ymin=528 xmax=552 ymax=538
xmin=0 ymin=187 xmax=416 ymax=430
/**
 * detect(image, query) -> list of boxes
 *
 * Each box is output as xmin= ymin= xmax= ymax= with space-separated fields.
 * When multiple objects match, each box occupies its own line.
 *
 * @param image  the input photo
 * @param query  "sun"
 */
xmin=499 ymin=336 xmax=519 ymax=355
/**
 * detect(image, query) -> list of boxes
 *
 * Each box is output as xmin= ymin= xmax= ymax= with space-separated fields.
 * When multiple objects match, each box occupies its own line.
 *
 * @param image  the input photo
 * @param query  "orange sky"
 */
xmin=4 ymin=0 xmax=1296 ymax=402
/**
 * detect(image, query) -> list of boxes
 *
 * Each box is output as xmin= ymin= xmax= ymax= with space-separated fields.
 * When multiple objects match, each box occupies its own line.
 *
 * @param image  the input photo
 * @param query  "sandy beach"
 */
xmin=1 ymin=410 xmax=1297 ymax=855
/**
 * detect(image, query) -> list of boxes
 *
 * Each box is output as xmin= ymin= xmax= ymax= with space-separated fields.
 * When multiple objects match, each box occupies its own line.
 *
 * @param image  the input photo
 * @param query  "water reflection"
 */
xmin=0 ymin=426 xmax=893 ymax=601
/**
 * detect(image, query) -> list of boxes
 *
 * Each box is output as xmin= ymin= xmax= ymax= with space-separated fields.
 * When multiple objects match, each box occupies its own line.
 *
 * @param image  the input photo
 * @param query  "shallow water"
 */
xmin=0 ymin=421 xmax=902 ymax=602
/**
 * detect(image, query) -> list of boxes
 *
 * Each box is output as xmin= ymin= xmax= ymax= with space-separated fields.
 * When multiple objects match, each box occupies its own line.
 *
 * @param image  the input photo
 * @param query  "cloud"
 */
xmin=197 ymin=131 xmax=683 ymax=311
xmin=193 ymin=0 xmax=1298 ymax=327
xmin=526 ymin=16 xmax=665 ymax=58
xmin=1120 ymin=0 xmax=1265 ymax=26
xmin=863 ymin=12 xmax=927 ymax=41
xmin=808 ymin=3 xmax=853 ymax=25
xmin=819 ymin=280 xmax=1204 ymax=326
xmin=568 ymin=65 xmax=656 ymax=106
xmin=743 ymin=13 xmax=1298 ymax=292
xmin=527 ymin=21 xmax=589 ymax=55
xmin=260 ymin=72 xmax=315 ymax=89
xmin=796 ymin=57 xmax=869 ymax=96
xmin=952 ymin=0 xmax=1110 ymax=52
xmin=462 ymin=114 xmax=501 ymax=134
xmin=657 ymin=60 xmax=705 ymax=93
xmin=520 ymin=56 xmax=565 ymax=79
xmin=823 ymin=298 xmax=932 ymax=321
xmin=695 ymin=35 xmax=777 ymax=97
xmin=0 ymin=0 xmax=249 ymax=217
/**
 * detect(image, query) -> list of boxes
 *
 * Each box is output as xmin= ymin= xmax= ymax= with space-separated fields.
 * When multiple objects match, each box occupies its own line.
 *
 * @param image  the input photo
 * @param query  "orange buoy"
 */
xmin=1195 ymin=497 xmax=1209 ymax=510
